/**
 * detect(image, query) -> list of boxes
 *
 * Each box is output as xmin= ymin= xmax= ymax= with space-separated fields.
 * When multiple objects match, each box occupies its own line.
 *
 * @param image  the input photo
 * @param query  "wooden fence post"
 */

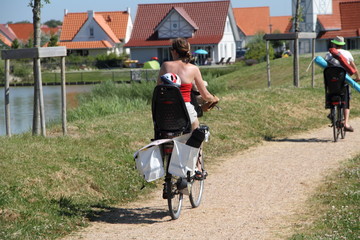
xmin=312 ymin=38 xmax=315 ymax=88
xmin=266 ymin=40 xmax=271 ymax=88
xmin=35 ymin=57 xmax=46 ymax=136
xmin=61 ymin=56 xmax=67 ymax=135
xmin=5 ymin=59 xmax=11 ymax=136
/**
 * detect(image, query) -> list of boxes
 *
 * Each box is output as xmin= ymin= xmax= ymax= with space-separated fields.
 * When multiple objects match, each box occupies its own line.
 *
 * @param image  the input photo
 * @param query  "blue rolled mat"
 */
xmin=314 ymin=56 xmax=360 ymax=93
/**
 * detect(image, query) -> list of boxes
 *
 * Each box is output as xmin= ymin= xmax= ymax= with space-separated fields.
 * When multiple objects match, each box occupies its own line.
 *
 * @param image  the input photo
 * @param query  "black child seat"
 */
xmin=323 ymin=66 xmax=347 ymax=109
xmin=152 ymin=84 xmax=192 ymax=140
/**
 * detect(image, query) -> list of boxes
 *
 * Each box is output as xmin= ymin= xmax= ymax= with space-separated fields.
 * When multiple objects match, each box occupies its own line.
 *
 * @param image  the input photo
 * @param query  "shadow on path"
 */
xmin=265 ymin=137 xmax=331 ymax=143
xmin=88 ymin=206 xmax=174 ymax=224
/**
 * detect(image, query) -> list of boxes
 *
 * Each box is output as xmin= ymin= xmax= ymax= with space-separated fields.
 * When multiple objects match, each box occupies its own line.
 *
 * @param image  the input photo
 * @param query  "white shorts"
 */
xmin=185 ymin=102 xmax=197 ymax=124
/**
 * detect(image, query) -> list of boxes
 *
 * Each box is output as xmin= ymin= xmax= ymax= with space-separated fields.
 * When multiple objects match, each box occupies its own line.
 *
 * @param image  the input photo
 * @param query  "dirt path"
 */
xmin=63 ymin=119 xmax=360 ymax=240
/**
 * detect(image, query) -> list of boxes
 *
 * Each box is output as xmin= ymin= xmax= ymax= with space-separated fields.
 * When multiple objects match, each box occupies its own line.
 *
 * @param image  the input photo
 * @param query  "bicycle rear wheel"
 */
xmin=189 ymin=150 xmax=205 ymax=208
xmin=166 ymin=175 xmax=183 ymax=220
xmin=332 ymin=107 xmax=339 ymax=142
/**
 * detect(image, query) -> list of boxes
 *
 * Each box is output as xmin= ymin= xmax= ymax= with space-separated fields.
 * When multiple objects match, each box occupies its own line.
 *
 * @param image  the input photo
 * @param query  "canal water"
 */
xmin=0 ymin=85 xmax=93 ymax=135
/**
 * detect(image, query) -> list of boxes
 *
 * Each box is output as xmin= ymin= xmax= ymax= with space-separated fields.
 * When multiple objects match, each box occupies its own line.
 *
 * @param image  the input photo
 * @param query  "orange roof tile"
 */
xmin=41 ymin=26 xmax=62 ymax=35
xmin=59 ymin=12 xmax=88 ymax=41
xmin=58 ymin=40 xmax=113 ymax=49
xmin=98 ymin=11 xmax=129 ymax=40
xmin=0 ymin=24 xmax=17 ymax=41
xmin=270 ymin=16 xmax=292 ymax=33
xmin=6 ymin=23 xmax=61 ymax=42
xmin=317 ymin=0 xmax=355 ymax=30
xmin=125 ymin=1 xmax=230 ymax=47
xmin=94 ymin=15 xmax=120 ymax=43
xmin=0 ymin=32 xmax=12 ymax=46
xmin=60 ymin=11 xmax=129 ymax=42
xmin=233 ymin=7 xmax=271 ymax=36
xmin=8 ymin=23 xmax=33 ymax=41
xmin=340 ymin=1 xmax=360 ymax=30
xmin=317 ymin=29 xmax=358 ymax=39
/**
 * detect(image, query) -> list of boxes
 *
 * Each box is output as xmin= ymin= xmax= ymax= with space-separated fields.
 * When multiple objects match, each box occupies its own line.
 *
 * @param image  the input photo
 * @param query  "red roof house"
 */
xmin=0 ymin=24 xmax=17 ymax=47
xmin=233 ymin=7 xmax=291 ymax=48
xmin=125 ymin=0 xmax=240 ymax=64
xmin=317 ymin=0 xmax=360 ymax=47
xmin=0 ymin=23 xmax=61 ymax=48
xmin=59 ymin=10 xmax=132 ymax=56
xmin=289 ymin=0 xmax=360 ymax=52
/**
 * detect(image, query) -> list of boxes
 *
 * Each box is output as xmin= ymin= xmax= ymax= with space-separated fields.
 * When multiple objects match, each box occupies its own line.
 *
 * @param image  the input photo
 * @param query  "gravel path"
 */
xmin=62 ymin=119 xmax=360 ymax=240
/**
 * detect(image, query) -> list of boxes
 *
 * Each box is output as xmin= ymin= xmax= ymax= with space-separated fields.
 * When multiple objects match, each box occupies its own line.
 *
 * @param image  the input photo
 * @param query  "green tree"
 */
xmin=25 ymin=38 xmax=34 ymax=48
xmin=11 ymin=39 xmax=20 ymax=49
xmin=48 ymin=34 xmax=58 ymax=46
xmin=245 ymin=32 xmax=274 ymax=63
xmin=15 ymin=20 xmax=31 ymax=23
xmin=44 ymin=19 xmax=62 ymax=28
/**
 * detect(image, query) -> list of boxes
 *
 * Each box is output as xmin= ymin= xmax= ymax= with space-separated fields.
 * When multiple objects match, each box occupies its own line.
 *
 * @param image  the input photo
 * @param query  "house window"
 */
xmin=89 ymin=27 xmax=94 ymax=37
xmin=347 ymin=39 xmax=358 ymax=50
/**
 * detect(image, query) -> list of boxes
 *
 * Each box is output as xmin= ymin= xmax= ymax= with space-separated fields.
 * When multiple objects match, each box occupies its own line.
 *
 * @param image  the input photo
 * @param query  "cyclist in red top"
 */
xmin=157 ymin=38 xmax=218 ymax=130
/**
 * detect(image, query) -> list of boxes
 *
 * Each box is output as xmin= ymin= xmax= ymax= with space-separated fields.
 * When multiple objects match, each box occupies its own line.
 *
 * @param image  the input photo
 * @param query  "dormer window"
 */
xmin=89 ymin=27 xmax=94 ymax=37
xmin=154 ymin=7 xmax=198 ymax=39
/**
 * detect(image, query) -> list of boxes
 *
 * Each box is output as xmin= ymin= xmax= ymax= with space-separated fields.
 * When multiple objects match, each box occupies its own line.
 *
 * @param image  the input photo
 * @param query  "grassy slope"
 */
xmin=0 ymin=55 xmax=359 ymax=239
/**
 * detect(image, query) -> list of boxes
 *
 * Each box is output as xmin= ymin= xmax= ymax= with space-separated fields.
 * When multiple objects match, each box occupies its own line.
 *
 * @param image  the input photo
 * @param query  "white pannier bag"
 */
xmin=134 ymin=139 xmax=170 ymax=182
xmin=168 ymin=139 xmax=200 ymax=178
xmin=134 ymin=134 xmax=200 ymax=182
xmin=135 ymin=145 xmax=164 ymax=182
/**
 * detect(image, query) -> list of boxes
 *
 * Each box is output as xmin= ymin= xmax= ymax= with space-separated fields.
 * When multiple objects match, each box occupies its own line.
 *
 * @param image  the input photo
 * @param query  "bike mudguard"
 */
xmin=314 ymin=56 xmax=360 ymax=93
xmin=328 ymin=48 xmax=356 ymax=75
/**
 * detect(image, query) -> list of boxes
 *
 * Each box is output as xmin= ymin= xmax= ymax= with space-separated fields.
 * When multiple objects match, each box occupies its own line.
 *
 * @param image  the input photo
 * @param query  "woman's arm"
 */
xmin=157 ymin=63 xmax=169 ymax=85
xmin=193 ymin=67 xmax=217 ymax=102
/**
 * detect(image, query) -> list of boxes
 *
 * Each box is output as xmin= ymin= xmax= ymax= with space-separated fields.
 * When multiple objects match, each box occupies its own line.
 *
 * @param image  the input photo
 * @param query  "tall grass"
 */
xmin=289 ymin=157 xmax=360 ymax=239
xmin=1 ymin=55 xmax=360 ymax=239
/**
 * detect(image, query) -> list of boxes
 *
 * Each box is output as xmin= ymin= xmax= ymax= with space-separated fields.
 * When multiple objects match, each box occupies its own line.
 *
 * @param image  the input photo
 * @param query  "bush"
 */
xmin=13 ymin=62 xmax=33 ymax=82
xmin=0 ymin=59 xmax=4 ymax=82
xmin=95 ymin=53 xmax=128 ymax=69
xmin=66 ymin=55 xmax=96 ymax=70
xmin=245 ymin=32 xmax=275 ymax=63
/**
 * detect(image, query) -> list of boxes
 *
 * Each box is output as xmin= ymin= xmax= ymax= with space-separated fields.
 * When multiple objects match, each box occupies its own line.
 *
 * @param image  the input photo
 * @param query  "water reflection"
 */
xmin=0 ymin=85 xmax=93 ymax=135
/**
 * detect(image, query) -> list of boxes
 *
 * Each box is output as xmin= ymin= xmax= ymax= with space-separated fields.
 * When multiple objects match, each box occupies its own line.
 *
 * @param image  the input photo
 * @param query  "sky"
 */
xmin=1 ymin=0 xmax=292 ymax=24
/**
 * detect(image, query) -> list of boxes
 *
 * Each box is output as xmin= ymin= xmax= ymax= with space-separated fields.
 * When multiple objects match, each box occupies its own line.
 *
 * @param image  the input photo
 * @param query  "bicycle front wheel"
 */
xmin=339 ymin=106 xmax=346 ymax=139
xmin=189 ymin=150 xmax=205 ymax=208
xmin=166 ymin=175 xmax=183 ymax=220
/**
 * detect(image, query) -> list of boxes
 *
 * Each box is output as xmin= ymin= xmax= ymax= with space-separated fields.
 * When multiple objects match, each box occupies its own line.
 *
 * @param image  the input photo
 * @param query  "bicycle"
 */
xmin=151 ymin=84 xmax=209 ymax=220
xmin=324 ymin=66 xmax=347 ymax=142
xmin=160 ymin=126 xmax=208 ymax=219
xmin=328 ymin=96 xmax=346 ymax=142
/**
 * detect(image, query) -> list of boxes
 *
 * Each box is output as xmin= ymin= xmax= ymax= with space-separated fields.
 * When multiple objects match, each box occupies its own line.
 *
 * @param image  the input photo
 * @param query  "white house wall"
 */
xmin=74 ymin=21 xmax=114 ymax=44
xmin=217 ymin=15 xmax=236 ymax=62
xmin=124 ymin=15 xmax=133 ymax=54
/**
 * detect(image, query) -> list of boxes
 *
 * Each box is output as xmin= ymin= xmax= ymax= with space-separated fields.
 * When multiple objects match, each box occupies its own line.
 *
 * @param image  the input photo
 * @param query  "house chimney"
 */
xmin=64 ymin=9 xmax=68 ymax=16
xmin=88 ymin=10 xmax=95 ymax=19
xmin=127 ymin=7 xmax=130 ymax=15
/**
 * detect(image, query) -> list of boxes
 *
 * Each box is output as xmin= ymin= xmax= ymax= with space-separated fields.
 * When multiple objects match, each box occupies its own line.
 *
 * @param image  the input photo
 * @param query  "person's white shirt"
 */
xmin=325 ymin=48 xmax=354 ymax=66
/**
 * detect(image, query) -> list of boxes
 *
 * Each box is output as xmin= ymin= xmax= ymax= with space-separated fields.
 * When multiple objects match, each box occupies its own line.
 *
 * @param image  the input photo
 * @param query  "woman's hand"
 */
xmin=201 ymin=95 xmax=219 ymax=112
